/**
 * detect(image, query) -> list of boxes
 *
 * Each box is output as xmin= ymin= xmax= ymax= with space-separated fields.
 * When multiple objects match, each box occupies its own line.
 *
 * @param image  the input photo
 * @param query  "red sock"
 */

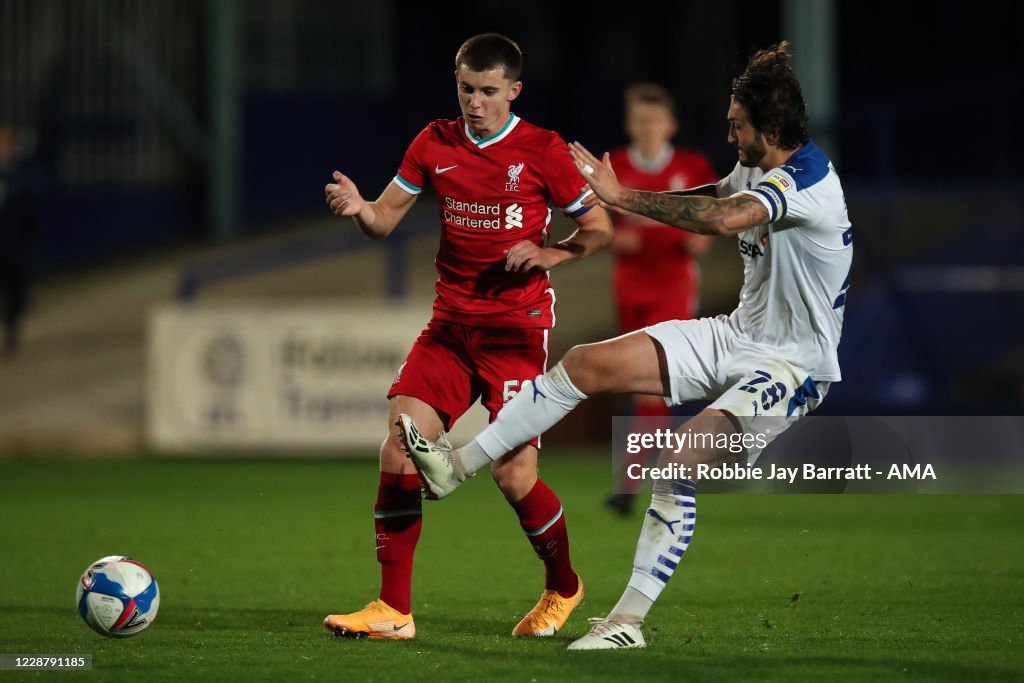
xmin=511 ymin=479 xmax=578 ymax=598
xmin=374 ymin=473 xmax=422 ymax=614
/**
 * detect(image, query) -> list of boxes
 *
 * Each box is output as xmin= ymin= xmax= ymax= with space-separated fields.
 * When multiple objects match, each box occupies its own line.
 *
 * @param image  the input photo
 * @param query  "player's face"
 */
xmin=727 ymin=99 xmax=767 ymax=168
xmin=625 ymin=102 xmax=677 ymax=153
xmin=456 ymin=65 xmax=521 ymax=139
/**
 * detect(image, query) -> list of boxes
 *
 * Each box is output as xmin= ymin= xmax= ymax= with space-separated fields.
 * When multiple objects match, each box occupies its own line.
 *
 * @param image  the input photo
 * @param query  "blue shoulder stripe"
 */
xmin=780 ymin=140 xmax=830 ymax=191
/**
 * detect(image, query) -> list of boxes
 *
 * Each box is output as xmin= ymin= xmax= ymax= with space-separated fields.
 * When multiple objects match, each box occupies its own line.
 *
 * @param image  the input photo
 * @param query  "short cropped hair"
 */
xmin=731 ymin=41 xmax=809 ymax=149
xmin=623 ymin=83 xmax=676 ymax=117
xmin=455 ymin=33 xmax=523 ymax=81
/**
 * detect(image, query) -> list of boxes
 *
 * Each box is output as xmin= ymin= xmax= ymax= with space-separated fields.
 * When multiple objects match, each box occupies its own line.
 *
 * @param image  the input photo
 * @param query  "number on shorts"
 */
xmin=503 ymin=380 xmax=520 ymax=402
xmin=760 ymin=382 xmax=788 ymax=411
xmin=738 ymin=370 xmax=772 ymax=394
xmin=503 ymin=379 xmax=534 ymax=403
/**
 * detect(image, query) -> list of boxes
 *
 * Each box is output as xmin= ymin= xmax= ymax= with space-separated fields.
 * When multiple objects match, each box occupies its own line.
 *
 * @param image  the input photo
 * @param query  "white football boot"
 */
xmin=397 ymin=414 xmax=471 ymax=500
xmin=567 ymin=617 xmax=646 ymax=650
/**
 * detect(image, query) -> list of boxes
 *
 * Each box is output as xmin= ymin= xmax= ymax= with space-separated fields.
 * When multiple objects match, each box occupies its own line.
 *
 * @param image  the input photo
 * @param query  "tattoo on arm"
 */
xmin=623 ymin=191 xmax=768 ymax=235
xmin=663 ymin=184 xmax=718 ymax=199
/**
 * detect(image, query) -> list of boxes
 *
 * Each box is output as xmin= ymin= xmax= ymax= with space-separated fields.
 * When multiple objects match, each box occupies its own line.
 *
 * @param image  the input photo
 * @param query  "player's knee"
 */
xmin=379 ymin=434 xmax=410 ymax=472
xmin=561 ymin=345 xmax=602 ymax=394
xmin=491 ymin=457 xmax=537 ymax=501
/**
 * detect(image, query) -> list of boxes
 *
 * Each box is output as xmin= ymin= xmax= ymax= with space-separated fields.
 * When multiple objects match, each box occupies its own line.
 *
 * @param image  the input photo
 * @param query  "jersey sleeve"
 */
xmin=542 ymin=133 xmax=593 ymax=218
xmin=717 ymin=162 xmax=746 ymax=198
xmin=393 ymin=124 xmax=432 ymax=195
xmin=741 ymin=167 xmax=796 ymax=224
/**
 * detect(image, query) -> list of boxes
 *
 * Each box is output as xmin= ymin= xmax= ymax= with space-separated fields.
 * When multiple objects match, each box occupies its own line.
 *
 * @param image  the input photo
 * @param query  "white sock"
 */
xmin=612 ymin=478 xmax=696 ymax=621
xmin=457 ymin=440 xmax=492 ymax=475
xmin=609 ymin=588 xmax=652 ymax=624
xmin=460 ymin=362 xmax=587 ymax=475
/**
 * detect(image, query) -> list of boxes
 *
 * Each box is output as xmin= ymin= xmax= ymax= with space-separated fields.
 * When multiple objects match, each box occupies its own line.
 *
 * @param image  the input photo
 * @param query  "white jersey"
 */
xmin=718 ymin=140 xmax=852 ymax=381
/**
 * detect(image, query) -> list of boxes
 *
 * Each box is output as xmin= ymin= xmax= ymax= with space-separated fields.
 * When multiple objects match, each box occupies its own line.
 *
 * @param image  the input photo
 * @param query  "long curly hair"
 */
xmin=731 ymin=41 xmax=809 ymax=149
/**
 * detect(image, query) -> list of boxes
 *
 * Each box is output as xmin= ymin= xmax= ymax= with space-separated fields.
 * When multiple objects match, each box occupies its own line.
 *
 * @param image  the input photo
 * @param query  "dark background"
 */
xmin=1 ymin=0 xmax=1022 ymax=418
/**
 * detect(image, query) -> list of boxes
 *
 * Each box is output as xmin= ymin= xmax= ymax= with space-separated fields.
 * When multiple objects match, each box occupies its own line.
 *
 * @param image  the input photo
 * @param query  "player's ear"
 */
xmin=508 ymin=80 xmax=522 ymax=102
xmin=762 ymin=128 xmax=780 ymax=149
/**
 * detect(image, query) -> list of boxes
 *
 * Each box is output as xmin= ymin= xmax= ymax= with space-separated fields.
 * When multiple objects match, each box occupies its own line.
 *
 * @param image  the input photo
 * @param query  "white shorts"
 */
xmin=644 ymin=315 xmax=830 ymax=462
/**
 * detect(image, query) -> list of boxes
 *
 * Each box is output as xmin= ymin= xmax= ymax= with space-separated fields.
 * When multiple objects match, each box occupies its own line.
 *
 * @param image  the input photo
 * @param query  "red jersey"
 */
xmin=607 ymin=145 xmax=717 ymax=307
xmin=394 ymin=114 xmax=591 ymax=329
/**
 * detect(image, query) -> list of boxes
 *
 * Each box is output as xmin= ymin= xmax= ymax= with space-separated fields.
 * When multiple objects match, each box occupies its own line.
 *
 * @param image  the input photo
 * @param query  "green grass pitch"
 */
xmin=1 ymin=455 xmax=1022 ymax=682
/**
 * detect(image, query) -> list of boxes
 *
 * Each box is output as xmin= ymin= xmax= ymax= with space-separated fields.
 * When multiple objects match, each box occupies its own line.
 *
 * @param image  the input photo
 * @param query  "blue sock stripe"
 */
xmin=682 ymin=523 xmax=695 ymax=532
xmin=526 ymin=506 xmax=564 ymax=536
xmin=651 ymin=568 xmax=672 ymax=585
xmin=657 ymin=555 xmax=678 ymax=570
xmin=677 ymin=534 xmax=692 ymax=544
xmin=676 ymin=500 xmax=696 ymax=508
xmin=667 ymin=545 xmax=686 ymax=558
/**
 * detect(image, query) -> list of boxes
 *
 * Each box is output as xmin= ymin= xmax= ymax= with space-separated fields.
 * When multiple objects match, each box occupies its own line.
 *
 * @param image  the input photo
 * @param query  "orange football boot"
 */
xmin=511 ymin=574 xmax=584 ymax=637
xmin=324 ymin=600 xmax=415 ymax=640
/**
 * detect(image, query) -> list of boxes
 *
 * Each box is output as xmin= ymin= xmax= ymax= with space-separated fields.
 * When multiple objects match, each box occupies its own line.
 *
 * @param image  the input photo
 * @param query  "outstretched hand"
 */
xmin=325 ymin=170 xmax=366 ymax=217
xmin=569 ymin=143 xmax=631 ymax=215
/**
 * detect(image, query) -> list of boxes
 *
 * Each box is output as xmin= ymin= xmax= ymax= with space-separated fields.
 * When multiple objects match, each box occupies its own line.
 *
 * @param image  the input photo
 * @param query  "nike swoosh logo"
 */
xmin=393 ymin=622 xmax=411 ymax=630
xmin=435 ymin=164 xmax=458 ymax=174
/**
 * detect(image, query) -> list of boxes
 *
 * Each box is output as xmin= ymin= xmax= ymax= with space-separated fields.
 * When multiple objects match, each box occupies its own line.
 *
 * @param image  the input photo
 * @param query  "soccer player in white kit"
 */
xmin=399 ymin=41 xmax=853 ymax=650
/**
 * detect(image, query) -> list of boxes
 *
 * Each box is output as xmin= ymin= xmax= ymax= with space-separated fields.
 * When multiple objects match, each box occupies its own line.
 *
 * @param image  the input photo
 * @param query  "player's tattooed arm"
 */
xmin=568 ymin=141 xmax=764 ymax=235
xmin=663 ymin=184 xmax=718 ymax=198
xmin=620 ymin=191 xmax=768 ymax=236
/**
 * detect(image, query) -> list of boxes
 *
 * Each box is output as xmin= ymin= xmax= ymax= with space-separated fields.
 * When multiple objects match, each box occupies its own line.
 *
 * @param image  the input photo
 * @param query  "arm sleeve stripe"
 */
xmin=393 ymin=174 xmax=422 ymax=195
xmin=745 ymin=188 xmax=778 ymax=223
xmin=561 ymin=189 xmax=592 ymax=216
xmin=757 ymin=181 xmax=789 ymax=220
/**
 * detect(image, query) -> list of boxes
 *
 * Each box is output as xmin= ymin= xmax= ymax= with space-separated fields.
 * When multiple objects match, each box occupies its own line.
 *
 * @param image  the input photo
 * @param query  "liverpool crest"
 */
xmin=505 ymin=162 xmax=524 ymax=192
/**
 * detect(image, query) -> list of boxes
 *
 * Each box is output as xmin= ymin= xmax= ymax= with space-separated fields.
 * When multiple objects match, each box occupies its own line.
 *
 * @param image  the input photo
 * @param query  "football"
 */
xmin=76 ymin=556 xmax=160 ymax=638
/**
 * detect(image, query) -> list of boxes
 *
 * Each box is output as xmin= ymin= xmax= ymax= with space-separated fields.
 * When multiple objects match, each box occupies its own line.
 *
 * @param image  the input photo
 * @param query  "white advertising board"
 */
xmin=147 ymin=302 xmax=488 ymax=453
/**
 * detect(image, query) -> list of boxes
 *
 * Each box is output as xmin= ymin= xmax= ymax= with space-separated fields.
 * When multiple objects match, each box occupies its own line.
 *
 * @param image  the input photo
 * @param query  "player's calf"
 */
xmin=490 ymin=446 xmax=539 ymax=502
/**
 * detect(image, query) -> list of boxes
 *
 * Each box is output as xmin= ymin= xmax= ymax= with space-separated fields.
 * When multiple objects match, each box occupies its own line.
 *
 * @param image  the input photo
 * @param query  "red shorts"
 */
xmin=388 ymin=320 xmax=549 ymax=441
xmin=617 ymin=295 xmax=698 ymax=336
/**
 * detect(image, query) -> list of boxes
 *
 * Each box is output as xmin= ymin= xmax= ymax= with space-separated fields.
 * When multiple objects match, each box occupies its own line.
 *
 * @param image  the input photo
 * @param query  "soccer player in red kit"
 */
xmin=322 ymin=33 xmax=612 ymax=640
xmin=605 ymin=84 xmax=718 ymax=515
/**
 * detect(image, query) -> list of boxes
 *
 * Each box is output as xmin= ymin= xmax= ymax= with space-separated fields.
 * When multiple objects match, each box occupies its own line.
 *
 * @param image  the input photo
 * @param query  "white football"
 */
xmin=76 ymin=556 xmax=160 ymax=638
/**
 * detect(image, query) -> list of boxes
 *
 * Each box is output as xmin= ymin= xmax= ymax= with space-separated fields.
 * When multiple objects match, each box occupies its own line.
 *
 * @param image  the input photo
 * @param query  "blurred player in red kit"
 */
xmin=605 ymin=84 xmax=718 ymax=515
xmin=322 ymin=33 xmax=611 ymax=640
